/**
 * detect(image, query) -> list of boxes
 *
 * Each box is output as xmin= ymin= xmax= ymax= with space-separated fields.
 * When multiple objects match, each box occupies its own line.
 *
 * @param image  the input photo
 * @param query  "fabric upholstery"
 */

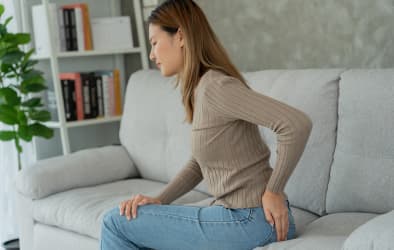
xmin=32 ymin=178 xmax=211 ymax=239
xmin=244 ymin=69 xmax=345 ymax=215
xmin=326 ymin=69 xmax=394 ymax=214
xmin=255 ymin=212 xmax=377 ymax=250
xmin=119 ymin=70 xmax=210 ymax=195
xmin=342 ymin=210 xmax=394 ymax=250
xmin=14 ymin=145 xmax=138 ymax=199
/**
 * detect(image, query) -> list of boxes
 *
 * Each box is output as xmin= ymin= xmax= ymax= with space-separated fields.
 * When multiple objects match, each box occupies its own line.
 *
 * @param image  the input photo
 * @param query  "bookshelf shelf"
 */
xmin=18 ymin=0 xmax=150 ymax=158
xmin=44 ymin=115 xmax=122 ymax=128
xmin=31 ymin=47 xmax=144 ymax=60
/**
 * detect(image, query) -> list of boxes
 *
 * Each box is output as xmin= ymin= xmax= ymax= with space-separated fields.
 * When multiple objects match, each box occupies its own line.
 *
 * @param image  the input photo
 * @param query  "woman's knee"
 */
xmin=102 ymin=207 xmax=122 ymax=230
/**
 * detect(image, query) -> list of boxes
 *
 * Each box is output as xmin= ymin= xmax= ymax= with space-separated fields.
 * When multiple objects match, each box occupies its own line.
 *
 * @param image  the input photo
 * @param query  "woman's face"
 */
xmin=148 ymin=24 xmax=184 ymax=77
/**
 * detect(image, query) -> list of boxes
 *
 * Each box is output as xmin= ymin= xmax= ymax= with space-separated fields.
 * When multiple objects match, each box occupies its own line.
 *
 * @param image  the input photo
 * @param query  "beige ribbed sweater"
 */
xmin=155 ymin=69 xmax=312 ymax=208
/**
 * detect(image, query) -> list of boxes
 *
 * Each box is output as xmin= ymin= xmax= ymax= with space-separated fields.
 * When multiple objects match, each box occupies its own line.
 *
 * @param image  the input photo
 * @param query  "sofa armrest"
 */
xmin=342 ymin=210 xmax=394 ymax=250
xmin=14 ymin=145 xmax=140 ymax=199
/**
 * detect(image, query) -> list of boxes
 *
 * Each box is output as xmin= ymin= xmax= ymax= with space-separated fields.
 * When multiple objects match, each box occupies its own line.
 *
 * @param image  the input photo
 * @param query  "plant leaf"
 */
xmin=0 ymin=5 xmax=4 ymax=18
xmin=4 ymin=16 xmax=12 ymax=27
xmin=21 ymin=97 xmax=42 ymax=108
xmin=2 ymin=50 xmax=24 ymax=64
xmin=18 ymin=125 xmax=32 ymax=141
xmin=14 ymin=33 xmax=30 ymax=44
xmin=0 ymin=87 xmax=20 ymax=106
xmin=17 ymin=110 xmax=27 ymax=125
xmin=29 ymin=110 xmax=51 ymax=122
xmin=0 ymin=104 xmax=18 ymax=125
xmin=0 ymin=130 xmax=15 ymax=141
xmin=21 ymin=83 xmax=47 ymax=93
xmin=30 ymin=123 xmax=53 ymax=139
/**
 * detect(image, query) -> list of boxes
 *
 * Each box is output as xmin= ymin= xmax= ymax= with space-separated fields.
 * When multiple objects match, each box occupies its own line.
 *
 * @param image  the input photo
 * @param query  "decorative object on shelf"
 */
xmin=91 ymin=16 xmax=134 ymax=50
xmin=0 ymin=3 xmax=54 ymax=171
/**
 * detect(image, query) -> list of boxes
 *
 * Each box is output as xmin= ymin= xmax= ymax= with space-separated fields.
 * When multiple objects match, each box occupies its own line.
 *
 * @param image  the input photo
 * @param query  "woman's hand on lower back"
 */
xmin=261 ymin=190 xmax=289 ymax=242
xmin=119 ymin=194 xmax=162 ymax=220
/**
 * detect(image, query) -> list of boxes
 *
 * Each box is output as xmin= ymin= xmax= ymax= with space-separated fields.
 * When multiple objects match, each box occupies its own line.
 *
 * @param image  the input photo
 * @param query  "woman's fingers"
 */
xmin=125 ymin=198 xmax=133 ymax=220
xmin=263 ymin=207 xmax=275 ymax=226
xmin=119 ymin=194 xmax=162 ymax=220
xmin=274 ymin=212 xmax=289 ymax=241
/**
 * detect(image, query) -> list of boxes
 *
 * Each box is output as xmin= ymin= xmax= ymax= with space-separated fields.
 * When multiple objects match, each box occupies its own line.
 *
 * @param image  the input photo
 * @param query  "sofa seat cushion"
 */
xmin=254 ymin=212 xmax=377 ymax=250
xmin=32 ymin=178 xmax=211 ymax=239
xmin=290 ymin=206 xmax=319 ymax=237
xmin=342 ymin=210 xmax=394 ymax=250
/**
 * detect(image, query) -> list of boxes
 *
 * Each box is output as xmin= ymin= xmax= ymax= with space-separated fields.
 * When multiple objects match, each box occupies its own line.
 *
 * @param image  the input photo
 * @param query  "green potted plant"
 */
xmin=1 ymin=4 xmax=55 ymax=248
xmin=0 ymin=3 xmax=54 ymax=172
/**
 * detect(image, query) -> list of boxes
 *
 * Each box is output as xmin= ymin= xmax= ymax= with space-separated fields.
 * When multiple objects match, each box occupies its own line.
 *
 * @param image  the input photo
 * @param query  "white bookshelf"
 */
xmin=17 ymin=0 xmax=149 ymax=157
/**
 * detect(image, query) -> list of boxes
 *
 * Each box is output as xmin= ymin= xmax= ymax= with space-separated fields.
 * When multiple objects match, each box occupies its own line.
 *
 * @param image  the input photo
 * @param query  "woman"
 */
xmin=100 ymin=0 xmax=312 ymax=249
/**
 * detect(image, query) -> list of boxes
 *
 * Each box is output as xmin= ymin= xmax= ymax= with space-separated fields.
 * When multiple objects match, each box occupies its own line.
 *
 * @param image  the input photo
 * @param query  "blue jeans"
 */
xmin=100 ymin=200 xmax=296 ymax=250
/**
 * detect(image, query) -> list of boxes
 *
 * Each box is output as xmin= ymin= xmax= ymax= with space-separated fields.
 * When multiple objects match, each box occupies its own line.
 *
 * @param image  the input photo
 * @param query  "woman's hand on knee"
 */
xmin=119 ymin=194 xmax=162 ymax=220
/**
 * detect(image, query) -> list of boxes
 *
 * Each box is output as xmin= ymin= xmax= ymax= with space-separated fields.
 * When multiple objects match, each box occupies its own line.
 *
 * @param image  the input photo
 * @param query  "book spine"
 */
xmin=81 ymin=73 xmax=92 ymax=119
xmin=74 ymin=75 xmax=84 ymax=120
xmin=63 ymin=9 xmax=72 ymax=51
xmin=113 ymin=69 xmax=122 ymax=116
xmin=81 ymin=4 xmax=93 ymax=50
xmin=61 ymin=80 xmax=71 ymax=121
xmin=108 ymin=75 xmax=114 ymax=116
xmin=69 ymin=8 xmax=78 ymax=51
xmin=89 ymin=73 xmax=98 ymax=118
xmin=58 ymin=7 xmax=66 ymax=52
xmin=101 ymin=75 xmax=111 ymax=117
xmin=96 ymin=76 xmax=104 ymax=117
xmin=74 ymin=7 xmax=85 ymax=52
xmin=69 ymin=80 xmax=77 ymax=121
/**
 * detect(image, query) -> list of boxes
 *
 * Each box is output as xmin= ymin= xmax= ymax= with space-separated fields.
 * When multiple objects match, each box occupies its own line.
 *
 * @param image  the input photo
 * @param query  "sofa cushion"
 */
xmin=342 ymin=210 xmax=394 ymax=250
xmin=326 ymin=69 xmax=394 ymax=214
xmin=120 ymin=70 xmax=210 ymax=195
xmin=254 ymin=212 xmax=377 ymax=250
xmin=290 ymin=207 xmax=319 ymax=237
xmin=32 ymin=178 xmax=211 ymax=239
xmin=244 ymin=69 xmax=345 ymax=216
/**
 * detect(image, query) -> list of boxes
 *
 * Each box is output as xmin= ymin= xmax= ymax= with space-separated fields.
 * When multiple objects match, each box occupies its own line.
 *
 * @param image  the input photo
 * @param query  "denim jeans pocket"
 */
xmin=226 ymin=208 xmax=253 ymax=222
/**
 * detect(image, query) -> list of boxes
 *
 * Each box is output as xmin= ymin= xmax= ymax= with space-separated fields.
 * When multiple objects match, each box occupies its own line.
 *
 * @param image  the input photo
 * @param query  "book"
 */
xmin=59 ymin=73 xmax=84 ymax=120
xmin=74 ymin=7 xmax=85 ymax=51
xmin=62 ymin=3 xmax=93 ymax=50
xmin=113 ymin=69 xmax=122 ymax=116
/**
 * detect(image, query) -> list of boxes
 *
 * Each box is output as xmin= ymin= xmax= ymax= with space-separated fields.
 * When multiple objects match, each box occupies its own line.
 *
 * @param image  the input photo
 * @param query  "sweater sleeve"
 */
xmin=154 ymin=156 xmax=203 ymax=204
xmin=203 ymin=75 xmax=313 ymax=194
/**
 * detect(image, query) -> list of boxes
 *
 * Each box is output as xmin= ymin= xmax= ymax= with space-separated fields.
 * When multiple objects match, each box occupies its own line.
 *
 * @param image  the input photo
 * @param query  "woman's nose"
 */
xmin=149 ymin=50 xmax=155 ymax=62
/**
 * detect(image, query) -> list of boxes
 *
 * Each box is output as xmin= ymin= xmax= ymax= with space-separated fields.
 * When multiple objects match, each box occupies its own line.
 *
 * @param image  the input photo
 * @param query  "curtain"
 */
xmin=0 ymin=0 xmax=37 ymax=246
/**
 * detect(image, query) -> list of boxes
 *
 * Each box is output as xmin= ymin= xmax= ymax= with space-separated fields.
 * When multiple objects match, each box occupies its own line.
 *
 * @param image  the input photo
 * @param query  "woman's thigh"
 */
xmin=101 ymin=204 xmax=277 ymax=250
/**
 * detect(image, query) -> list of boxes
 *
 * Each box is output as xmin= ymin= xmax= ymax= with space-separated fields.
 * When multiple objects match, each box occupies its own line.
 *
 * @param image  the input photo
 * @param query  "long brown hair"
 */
xmin=148 ymin=0 xmax=250 ymax=123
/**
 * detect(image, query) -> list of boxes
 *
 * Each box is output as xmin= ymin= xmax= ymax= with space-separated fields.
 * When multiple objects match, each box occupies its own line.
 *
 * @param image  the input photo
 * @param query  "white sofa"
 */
xmin=14 ymin=68 xmax=394 ymax=250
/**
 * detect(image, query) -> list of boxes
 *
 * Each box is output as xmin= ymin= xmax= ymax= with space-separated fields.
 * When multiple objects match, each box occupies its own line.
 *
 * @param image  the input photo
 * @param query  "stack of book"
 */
xmin=59 ymin=69 xmax=123 ymax=122
xmin=32 ymin=2 xmax=93 ymax=53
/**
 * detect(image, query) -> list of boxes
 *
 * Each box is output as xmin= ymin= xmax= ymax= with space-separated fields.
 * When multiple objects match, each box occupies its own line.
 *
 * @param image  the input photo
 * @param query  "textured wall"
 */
xmin=137 ymin=0 xmax=394 ymax=71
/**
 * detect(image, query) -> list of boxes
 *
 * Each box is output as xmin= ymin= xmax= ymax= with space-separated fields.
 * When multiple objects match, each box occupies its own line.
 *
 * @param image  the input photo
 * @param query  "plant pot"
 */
xmin=2 ymin=238 xmax=19 ymax=250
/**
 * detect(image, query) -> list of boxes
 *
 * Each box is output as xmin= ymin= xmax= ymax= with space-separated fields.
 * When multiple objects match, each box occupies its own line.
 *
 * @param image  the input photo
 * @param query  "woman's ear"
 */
xmin=177 ymin=28 xmax=185 ymax=48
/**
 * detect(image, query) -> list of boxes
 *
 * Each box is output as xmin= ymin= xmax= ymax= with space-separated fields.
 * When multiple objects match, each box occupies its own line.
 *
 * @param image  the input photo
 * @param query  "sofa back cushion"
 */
xmin=119 ymin=70 xmax=209 ymax=194
xmin=244 ymin=69 xmax=344 ymax=216
xmin=326 ymin=69 xmax=394 ymax=214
